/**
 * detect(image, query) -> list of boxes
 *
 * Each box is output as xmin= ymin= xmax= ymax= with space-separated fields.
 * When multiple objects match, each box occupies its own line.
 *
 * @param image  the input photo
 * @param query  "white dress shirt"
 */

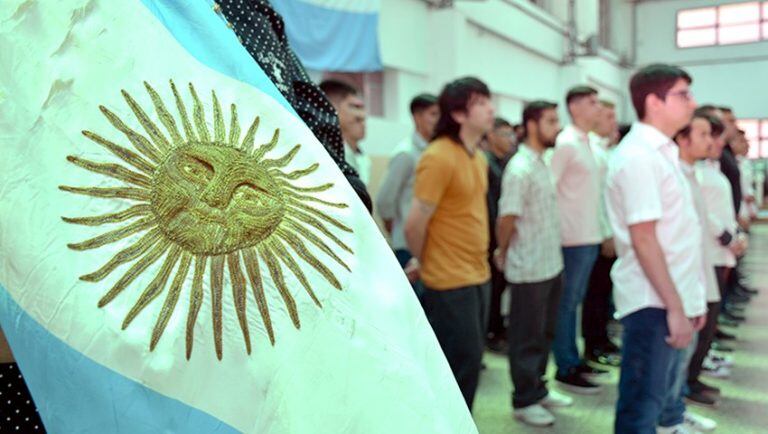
xmin=344 ymin=143 xmax=371 ymax=186
xmin=696 ymin=160 xmax=738 ymax=268
xmin=605 ymin=122 xmax=707 ymax=319
xmin=550 ymin=125 xmax=603 ymax=246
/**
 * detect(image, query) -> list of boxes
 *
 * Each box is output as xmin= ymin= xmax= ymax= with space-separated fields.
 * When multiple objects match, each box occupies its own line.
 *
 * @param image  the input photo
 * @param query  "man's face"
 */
xmin=487 ymin=125 xmax=515 ymax=155
xmin=686 ymin=117 xmax=713 ymax=161
xmin=721 ymin=110 xmax=738 ymax=141
xmin=333 ymin=94 xmax=366 ymax=144
xmin=732 ymin=134 xmax=749 ymax=156
xmin=459 ymin=94 xmax=495 ymax=136
xmin=570 ymin=94 xmax=601 ymax=128
xmin=413 ymin=104 xmax=440 ymax=139
xmin=594 ymin=106 xmax=617 ymax=138
xmin=660 ymin=79 xmax=697 ymax=132
xmin=537 ymin=108 xmax=561 ymax=148
xmin=708 ymin=130 xmax=727 ymax=160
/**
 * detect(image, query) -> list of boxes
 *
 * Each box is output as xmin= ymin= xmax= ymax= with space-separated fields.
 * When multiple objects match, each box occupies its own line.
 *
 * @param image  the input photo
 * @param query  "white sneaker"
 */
xmin=657 ymin=423 xmax=701 ymax=434
xmin=701 ymin=362 xmax=732 ymax=379
xmin=707 ymin=351 xmax=734 ymax=367
xmin=539 ymin=390 xmax=573 ymax=408
xmin=514 ymin=404 xmax=555 ymax=427
xmin=684 ymin=411 xmax=717 ymax=432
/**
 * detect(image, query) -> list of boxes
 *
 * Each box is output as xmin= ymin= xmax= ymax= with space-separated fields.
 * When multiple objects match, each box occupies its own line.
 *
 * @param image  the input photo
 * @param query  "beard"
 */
xmin=538 ymin=131 xmax=556 ymax=148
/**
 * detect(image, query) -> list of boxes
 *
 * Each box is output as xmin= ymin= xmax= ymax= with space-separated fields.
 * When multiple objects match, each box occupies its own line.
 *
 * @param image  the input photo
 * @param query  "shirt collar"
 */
xmin=412 ymin=131 xmax=428 ymax=151
xmin=564 ymin=124 xmax=590 ymax=144
xmin=519 ymin=143 xmax=546 ymax=161
xmin=631 ymin=122 xmax=674 ymax=150
xmin=679 ymin=159 xmax=695 ymax=175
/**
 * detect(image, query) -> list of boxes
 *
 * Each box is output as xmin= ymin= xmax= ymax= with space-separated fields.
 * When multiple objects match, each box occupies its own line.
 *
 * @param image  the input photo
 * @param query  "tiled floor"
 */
xmin=472 ymin=223 xmax=768 ymax=434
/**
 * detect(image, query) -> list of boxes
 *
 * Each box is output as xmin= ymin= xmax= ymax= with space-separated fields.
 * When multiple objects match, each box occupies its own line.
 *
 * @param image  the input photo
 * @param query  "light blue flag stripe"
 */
xmin=271 ymin=0 xmax=382 ymax=72
xmin=0 ymin=285 xmax=239 ymax=434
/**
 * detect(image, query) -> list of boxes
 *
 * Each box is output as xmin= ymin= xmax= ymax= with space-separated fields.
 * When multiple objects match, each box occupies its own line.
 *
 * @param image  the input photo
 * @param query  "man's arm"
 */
xmin=404 ymin=197 xmax=436 ymax=259
xmin=375 ymin=152 xmax=412 ymax=235
xmin=0 ymin=328 xmax=13 ymax=364
xmin=494 ymin=215 xmax=518 ymax=270
xmin=629 ymin=221 xmax=692 ymax=349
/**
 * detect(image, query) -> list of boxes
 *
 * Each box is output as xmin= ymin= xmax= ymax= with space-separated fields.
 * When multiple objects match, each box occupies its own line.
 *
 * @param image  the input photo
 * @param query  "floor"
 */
xmin=472 ymin=223 xmax=768 ymax=434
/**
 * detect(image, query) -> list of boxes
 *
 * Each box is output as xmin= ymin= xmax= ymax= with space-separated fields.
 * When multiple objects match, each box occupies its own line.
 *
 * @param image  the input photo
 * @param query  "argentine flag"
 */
xmin=0 ymin=1 xmax=473 ymax=433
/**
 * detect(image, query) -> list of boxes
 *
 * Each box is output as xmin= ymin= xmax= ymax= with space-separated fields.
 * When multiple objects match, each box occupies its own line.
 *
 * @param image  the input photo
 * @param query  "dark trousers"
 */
xmin=394 ymin=248 xmax=423 ymax=298
xmin=422 ymin=281 xmax=491 ymax=411
xmin=486 ymin=257 xmax=508 ymax=340
xmin=687 ymin=301 xmax=720 ymax=384
xmin=615 ymin=308 xmax=678 ymax=434
xmin=582 ymin=254 xmax=616 ymax=353
xmin=508 ymin=274 xmax=563 ymax=408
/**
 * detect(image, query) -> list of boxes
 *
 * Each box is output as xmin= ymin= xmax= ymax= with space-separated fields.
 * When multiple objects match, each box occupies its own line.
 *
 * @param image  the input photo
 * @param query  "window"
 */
xmin=676 ymin=1 xmax=768 ymax=48
xmin=737 ymin=119 xmax=768 ymax=159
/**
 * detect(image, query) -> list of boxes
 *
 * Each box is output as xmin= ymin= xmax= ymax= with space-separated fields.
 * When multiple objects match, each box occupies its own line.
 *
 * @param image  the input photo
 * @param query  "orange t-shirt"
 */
xmin=413 ymin=137 xmax=490 ymax=290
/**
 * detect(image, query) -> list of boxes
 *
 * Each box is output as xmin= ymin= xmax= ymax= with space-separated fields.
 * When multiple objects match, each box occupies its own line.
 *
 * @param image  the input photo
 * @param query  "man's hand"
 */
xmin=601 ymin=238 xmax=616 ymax=258
xmin=691 ymin=314 xmax=707 ymax=332
xmin=383 ymin=219 xmax=394 ymax=235
xmin=729 ymin=235 xmax=748 ymax=257
xmin=404 ymin=257 xmax=420 ymax=283
xmin=738 ymin=216 xmax=751 ymax=232
xmin=493 ymin=248 xmax=506 ymax=272
xmin=666 ymin=309 xmax=694 ymax=349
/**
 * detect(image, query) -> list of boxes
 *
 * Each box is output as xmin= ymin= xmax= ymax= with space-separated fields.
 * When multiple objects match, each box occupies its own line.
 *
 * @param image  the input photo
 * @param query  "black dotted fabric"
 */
xmin=0 ymin=364 xmax=45 ymax=433
xmin=216 ymin=0 xmax=372 ymax=212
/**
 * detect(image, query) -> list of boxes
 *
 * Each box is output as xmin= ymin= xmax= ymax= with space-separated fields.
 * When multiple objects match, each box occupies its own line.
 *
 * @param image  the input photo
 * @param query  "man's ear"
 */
xmin=645 ymin=93 xmax=664 ymax=117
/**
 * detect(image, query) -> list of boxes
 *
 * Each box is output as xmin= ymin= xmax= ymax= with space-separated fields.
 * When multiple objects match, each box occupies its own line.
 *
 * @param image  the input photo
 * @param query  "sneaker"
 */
xmin=576 ymin=362 xmax=610 ymax=378
xmin=514 ymin=404 xmax=555 ymax=427
xmin=710 ymin=341 xmax=734 ymax=352
xmin=555 ymin=368 xmax=602 ymax=395
xmin=539 ymin=390 xmax=573 ymax=408
xmin=684 ymin=411 xmax=717 ymax=432
xmin=702 ymin=359 xmax=731 ymax=379
xmin=721 ymin=310 xmax=746 ymax=322
xmin=657 ymin=423 xmax=701 ymax=434
xmin=586 ymin=349 xmax=621 ymax=367
xmin=685 ymin=389 xmax=719 ymax=408
xmin=715 ymin=329 xmax=737 ymax=341
xmin=707 ymin=351 xmax=734 ymax=368
xmin=689 ymin=379 xmax=721 ymax=396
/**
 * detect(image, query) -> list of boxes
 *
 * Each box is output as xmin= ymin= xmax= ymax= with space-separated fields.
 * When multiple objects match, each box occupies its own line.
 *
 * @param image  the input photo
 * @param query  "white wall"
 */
xmin=635 ymin=0 xmax=768 ymax=119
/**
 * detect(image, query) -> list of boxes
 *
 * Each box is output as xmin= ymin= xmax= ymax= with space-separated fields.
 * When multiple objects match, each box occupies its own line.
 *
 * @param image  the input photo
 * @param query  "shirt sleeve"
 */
xmin=413 ymin=149 xmax=452 ymax=206
xmin=549 ymin=142 xmax=576 ymax=186
xmin=498 ymin=164 xmax=528 ymax=218
xmin=375 ymin=151 xmax=413 ymax=220
xmin=615 ymin=155 xmax=663 ymax=225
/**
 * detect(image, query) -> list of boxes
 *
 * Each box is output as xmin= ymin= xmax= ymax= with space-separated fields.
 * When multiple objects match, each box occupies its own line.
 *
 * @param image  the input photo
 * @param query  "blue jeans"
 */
xmin=659 ymin=332 xmax=698 ymax=427
xmin=615 ymin=308 xmax=679 ymax=434
xmin=553 ymin=244 xmax=599 ymax=374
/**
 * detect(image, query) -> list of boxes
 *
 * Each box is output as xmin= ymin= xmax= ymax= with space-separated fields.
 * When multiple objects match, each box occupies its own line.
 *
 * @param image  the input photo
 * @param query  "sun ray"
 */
xmin=210 ymin=255 xmax=225 ymax=360
xmin=289 ymin=200 xmax=353 ymax=233
xmin=66 ymin=217 xmax=155 ymax=251
xmin=262 ymin=143 xmax=299 ymax=168
xmin=65 ymin=156 xmax=152 ymax=189
xmin=267 ymin=238 xmax=321 ymax=307
xmin=122 ymin=244 xmax=182 ymax=329
xmin=242 ymin=248 xmax=275 ymax=345
xmin=62 ymin=203 xmax=152 ymax=227
xmin=121 ymin=89 xmax=172 ymax=153
xmin=150 ymin=252 xmax=193 ymax=350
xmin=170 ymin=80 xmax=197 ymax=143
xmin=285 ymin=210 xmax=353 ymax=254
xmin=286 ymin=193 xmax=348 ymax=209
xmin=240 ymin=115 xmax=260 ymax=152
xmin=189 ymin=83 xmax=211 ymax=143
xmin=252 ymin=128 xmax=280 ymax=161
xmin=279 ymin=181 xmax=334 ymax=194
xmin=227 ymin=252 xmax=252 ymax=354
xmin=276 ymin=227 xmax=345 ymax=287
xmin=143 ymin=81 xmax=184 ymax=147
xmin=272 ymin=163 xmax=319 ymax=181
xmin=59 ymin=185 xmax=151 ymax=203
xmin=79 ymin=228 xmax=162 ymax=282
xmin=258 ymin=244 xmax=301 ymax=329
xmin=283 ymin=219 xmax=351 ymax=270
xmin=185 ymin=255 xmax=207 ymax=360
xmin=212 ymin=91 xmax=226 ymax=144
xmin=99 ymin=105 xmax=164 ymax=164
xmin=81 ymin=130 xmax=156 ymax=175
xmin=98 ymin=239 xmax=171 ymax=307
xmin=228 ymin=104 xmax=240 ymax=147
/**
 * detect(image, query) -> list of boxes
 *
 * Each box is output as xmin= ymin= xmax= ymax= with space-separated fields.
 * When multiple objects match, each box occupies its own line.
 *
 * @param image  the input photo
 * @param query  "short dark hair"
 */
xmin=629 ymin=64 xmax=692 ymax=120
xmin=709 ymin=115 xmax=725 ymax=136
xmin=319 ymin=79 xmax=358 ymax=101
xmin=522 ymin=100 xmax=558 ymax=137
xmin=675 ymin=112 xmax=723 ymax=143
xmin=618 ymin=123 xmax=632 ymax=142
xmin=694 ymin=105 xmax=718 ymax=116
xmin=600 ymin=99 xmax=616 ymax=109
xmin=410 ymin=93 xmax=438 ymax=115
xmin=566 ymin=85 xmax=597 ymax=105
xmin=494 ymin=117 xmax=512 ymax=129
xmin=718 ymin=106 xmax=733 ymax=113
xmin=433 ymin=76 xmax=491 ymax=143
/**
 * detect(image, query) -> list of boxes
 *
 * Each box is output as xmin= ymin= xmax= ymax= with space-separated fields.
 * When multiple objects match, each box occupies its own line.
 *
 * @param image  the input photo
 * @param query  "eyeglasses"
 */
xmin=666 ymin=90 xmax=693 ymax=101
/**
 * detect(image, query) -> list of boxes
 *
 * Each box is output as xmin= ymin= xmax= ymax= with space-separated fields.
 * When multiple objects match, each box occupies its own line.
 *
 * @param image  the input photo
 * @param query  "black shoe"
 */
xmin=738 ymin=285 xmax=759 ymax=295
xmin=690 ymin=379 xmax=721 ymax=396
xmin=725 ymin=303 xmax=746 ymax=313
xmin=486 ymin=338 xmax=508 ymax=355
xmin=576 ymin=362 xmax=609 ymax=376
xmin=711 ymin=341 xmax=734 ymax=352
xmin=555 ymin=369 xmax=602 ymax=395
xmin=715 ymin=329 xmax=737 ymax=341
xmin=728 ymin=293 xmax=752 ymax=304
xmin=586 ymin=349 xmax=621 ymax=367
xmin=685 ymin=389 xmax=719 ymax=408
xmin=718 ymin=317 xmax=740 ymax=328
xmin=721 ymin=311 xmax=746 ymax=322
xmin=603 ymin=341 xmax=621 ymax=354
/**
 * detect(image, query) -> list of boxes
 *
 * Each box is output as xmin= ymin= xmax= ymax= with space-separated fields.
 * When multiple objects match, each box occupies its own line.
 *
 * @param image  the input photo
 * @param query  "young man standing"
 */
xmin=606 ymin=64 xmax=707 ymax=433
xmin=495 ymin=101 xmax=573 ymax=427
xmin=320 ymin=79 xmax=370 ymax=185
xmin=404 ymin=77 xmax=495 ymax=411
xmin=485 ymin=117 xmax=517 ymax=351
xmin=550 ymin=85 xmax=606 ymax=393
xmin=376 ymin=94 xmax=439 ymax=273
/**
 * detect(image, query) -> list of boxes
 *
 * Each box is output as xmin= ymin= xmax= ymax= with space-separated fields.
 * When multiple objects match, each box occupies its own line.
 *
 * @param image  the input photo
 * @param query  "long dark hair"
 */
xmin=433 ymin=77 xmax=490 ymax=144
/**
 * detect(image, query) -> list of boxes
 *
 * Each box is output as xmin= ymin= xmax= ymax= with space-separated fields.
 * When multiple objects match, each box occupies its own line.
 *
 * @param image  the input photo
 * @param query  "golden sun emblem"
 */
xmin=60 ymin=81 xmax=353 ymax=360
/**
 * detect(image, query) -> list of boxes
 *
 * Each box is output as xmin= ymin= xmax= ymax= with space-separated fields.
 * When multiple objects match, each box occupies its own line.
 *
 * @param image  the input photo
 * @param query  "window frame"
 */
xmin=675 ymin=1 xmax=768 ymax=49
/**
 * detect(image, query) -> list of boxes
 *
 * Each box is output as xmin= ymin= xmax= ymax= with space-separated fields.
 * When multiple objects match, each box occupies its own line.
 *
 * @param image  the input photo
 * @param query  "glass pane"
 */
xmin=678 ymin=7 xmax=717 ymax=28
xmin=763 ymin=22 xmax=768 ymax=40
xmin=761 ymin=140 xmax=768 ymax=158
xmin=718 ymin=2 xmax=760 ymax=25
xmin=747 ymin=138 xmax=760 ymax=159
xmin=738 ymin=119 xmax=760 ymax=139
xmin=718 ymin=23 xmax=761 ymax=44
xmin=677 ymin=28 xmax=717 ymax=47
xmin=761 ymin=120 xmax=768 ymax=138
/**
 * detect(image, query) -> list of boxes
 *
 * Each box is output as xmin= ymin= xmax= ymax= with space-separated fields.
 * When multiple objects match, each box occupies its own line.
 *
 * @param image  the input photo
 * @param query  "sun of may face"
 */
xmin=60 ymin=81 xmax=353 ymax=360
